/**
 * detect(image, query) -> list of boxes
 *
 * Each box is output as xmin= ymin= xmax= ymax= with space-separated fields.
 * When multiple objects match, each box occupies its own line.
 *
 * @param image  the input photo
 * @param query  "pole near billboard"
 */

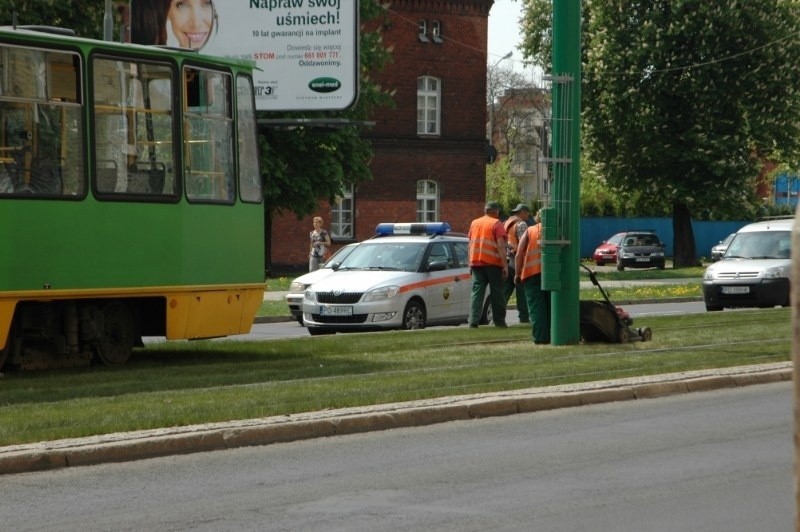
xmin=130 ymin=0 xmax=359 ymax=112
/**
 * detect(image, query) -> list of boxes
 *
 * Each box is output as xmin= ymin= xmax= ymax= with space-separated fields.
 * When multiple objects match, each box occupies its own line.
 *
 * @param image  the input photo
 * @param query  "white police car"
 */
xmin=302 ymin=223 xmax=489 ymax=335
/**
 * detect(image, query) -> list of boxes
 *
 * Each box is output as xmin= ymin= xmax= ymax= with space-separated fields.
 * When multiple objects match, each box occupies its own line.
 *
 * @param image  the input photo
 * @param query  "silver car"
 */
xmin=285 ymin=243 xmax=359 ymax=324
xmin=710 ymin=233 xmax=735 ymax=262
xmin=302 ymin=223 xmax=489 ymax=335
xmin=702 ymin=218 xmax=791 ymax=311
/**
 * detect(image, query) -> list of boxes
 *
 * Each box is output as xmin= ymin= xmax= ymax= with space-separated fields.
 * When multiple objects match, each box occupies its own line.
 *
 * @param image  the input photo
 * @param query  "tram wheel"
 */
xmin=95 ymin=302 xmax=136 ymax=365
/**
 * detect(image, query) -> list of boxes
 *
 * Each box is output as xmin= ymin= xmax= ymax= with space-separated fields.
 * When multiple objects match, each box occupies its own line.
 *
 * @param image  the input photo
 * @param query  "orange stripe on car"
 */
xmin=398 ymin=273 xmax=471 ymax=293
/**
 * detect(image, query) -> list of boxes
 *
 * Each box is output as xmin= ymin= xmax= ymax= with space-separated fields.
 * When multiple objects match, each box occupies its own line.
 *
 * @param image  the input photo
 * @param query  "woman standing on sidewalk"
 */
xmin=309 ymin=216 xmax=332 ymax=272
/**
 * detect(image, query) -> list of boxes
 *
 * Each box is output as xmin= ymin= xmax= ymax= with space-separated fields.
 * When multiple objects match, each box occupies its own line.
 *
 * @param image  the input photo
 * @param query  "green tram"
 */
xmin=0 ymin=26 xmax=264 ymax=369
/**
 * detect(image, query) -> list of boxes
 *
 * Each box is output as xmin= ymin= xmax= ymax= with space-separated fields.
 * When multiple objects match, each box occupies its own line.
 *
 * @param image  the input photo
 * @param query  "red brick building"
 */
xmin=270 ymin=0 xmax=494 ymax=271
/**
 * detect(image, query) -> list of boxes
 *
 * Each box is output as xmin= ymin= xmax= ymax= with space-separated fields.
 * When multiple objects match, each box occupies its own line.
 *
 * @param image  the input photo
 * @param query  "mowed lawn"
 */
xmin=0 ymin=305 xmax=789 ymax=446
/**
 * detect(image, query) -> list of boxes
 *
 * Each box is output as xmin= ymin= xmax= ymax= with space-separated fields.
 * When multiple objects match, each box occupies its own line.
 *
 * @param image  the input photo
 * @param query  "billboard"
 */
xmin=131 ymin=0 xmax=359 ymax=111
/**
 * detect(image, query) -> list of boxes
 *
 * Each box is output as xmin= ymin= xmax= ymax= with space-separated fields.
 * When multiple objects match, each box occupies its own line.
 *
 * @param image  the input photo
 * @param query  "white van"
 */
xmin=702 ymin=217 xmax=792 ymax=311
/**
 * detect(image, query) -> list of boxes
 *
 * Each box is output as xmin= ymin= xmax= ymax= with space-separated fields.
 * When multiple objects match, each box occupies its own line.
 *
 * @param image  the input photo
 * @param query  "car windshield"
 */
xmin=337 ymin=242 xmax=427 ymax=272
xmin=623 ymin=234 xmax=660 ymax=247
xmin=321 ymin=244 xmax=357 ymax=269
xmin=607 ymin=234 xmax=624 ymax=245
xmin=725 ymin=230 xmax=790 ymax=259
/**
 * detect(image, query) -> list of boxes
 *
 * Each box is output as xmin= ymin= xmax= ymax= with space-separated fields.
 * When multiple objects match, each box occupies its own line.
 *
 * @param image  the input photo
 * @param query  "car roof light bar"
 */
xmin=375 ymin=222 xmax=451 ymax=236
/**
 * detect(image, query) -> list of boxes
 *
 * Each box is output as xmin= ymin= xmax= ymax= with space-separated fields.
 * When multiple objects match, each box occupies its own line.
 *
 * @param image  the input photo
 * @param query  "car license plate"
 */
xmin=721 ymin=286 xmax=749 ymax=295
xmin=320 ymin=305 xmax=353 ymax=316
xmin=635 ymin=257 xmax=650 ymax=262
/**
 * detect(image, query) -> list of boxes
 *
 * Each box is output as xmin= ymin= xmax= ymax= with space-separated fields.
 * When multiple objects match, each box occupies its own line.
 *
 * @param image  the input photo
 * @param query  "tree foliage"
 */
xmin=0 ymin=1 xmax=112 ymax=38
xmin=521 ymin=0 xmax=800 ymax=266
xmin=486 ymin=157 xmax=524 ymax=213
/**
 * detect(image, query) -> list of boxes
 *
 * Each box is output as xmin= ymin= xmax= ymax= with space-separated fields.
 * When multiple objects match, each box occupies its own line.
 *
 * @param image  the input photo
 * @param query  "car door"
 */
xmin=449 ymin=241 xmax=473 ymax=320
xmin=421 ymin=241 xmax=463 ymax=321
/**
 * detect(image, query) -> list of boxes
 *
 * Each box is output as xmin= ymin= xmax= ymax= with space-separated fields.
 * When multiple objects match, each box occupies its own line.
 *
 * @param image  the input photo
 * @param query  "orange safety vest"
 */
xmin=503 ymin=216 xmax=522 ymax=255
xmin=520 ymin=223 xmax=542 ymax=280
xmin=469 ymin=215 xmax=505 ymax=267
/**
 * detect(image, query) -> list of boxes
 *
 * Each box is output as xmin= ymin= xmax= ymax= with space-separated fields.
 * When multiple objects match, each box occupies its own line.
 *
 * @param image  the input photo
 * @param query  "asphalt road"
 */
xmin=230 ymin=300 xmax=707 ymax=341
xmin=1 ymin=382 xmax=790 ymax=531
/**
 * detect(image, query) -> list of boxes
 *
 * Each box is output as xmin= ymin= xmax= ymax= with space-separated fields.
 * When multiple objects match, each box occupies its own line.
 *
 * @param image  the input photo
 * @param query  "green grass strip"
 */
xmin=0 ymin=307 xmax=788 ymax=446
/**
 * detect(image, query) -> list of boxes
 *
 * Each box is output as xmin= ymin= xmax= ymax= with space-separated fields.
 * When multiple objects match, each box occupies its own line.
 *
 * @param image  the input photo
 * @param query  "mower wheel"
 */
xmin=638 ymin=327 xmax=652 ymax=342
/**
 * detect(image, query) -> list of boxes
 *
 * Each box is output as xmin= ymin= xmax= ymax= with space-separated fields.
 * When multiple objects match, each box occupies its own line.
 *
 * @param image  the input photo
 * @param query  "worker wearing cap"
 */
xmin=514 ymin=210 xmax=551 ymax=344
xmin=467 ymin=201 xmax=508 ymax=328
xmin=502 ymin=203 xmax=531 ymax=324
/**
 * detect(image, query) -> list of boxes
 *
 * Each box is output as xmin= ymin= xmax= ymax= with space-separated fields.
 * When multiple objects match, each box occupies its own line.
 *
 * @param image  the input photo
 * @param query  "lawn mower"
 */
xmin=579 ymin=264 xmax=652 ymax=343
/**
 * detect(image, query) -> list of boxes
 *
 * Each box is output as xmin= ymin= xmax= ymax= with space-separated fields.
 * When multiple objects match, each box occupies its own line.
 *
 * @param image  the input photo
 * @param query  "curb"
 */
xmin=0 ymin=362 xmax=790 ymax=476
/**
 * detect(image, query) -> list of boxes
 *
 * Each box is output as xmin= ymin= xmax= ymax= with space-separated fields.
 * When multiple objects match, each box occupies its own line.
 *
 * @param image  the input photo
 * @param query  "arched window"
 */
xmin=417 ymin=76 xmax=441 ymax=135
xmin=416 ymin=179 xmax=439 ymax=222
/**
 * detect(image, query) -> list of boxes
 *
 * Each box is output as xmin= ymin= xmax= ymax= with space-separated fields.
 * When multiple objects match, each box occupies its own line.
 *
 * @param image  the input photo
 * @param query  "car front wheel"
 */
xmin=401 ymin=300 xmax=426 ymax=330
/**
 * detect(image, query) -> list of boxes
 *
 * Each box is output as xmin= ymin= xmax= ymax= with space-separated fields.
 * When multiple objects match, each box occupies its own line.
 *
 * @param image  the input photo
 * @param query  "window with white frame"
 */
xmin=416 ymin=179 xmax=439 ymax=222
xmin=330 ymin=185 xmax=353 ymax=238
xmin=431 ymin=20 xmax=443 ymax=43
xmin=417 ymin=76 xmax=440 ymax=135
xmin=418 ymin=20 xmax=429 ymax=42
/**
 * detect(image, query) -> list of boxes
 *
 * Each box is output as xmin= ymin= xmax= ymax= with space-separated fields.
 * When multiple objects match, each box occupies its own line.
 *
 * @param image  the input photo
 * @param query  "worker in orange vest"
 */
xmin=468 ymin=201 xmax=508 ymax=328
xmin=514 ymin=210 xmax=551 ymax=344
xmin=502 ymin=203 xmax=531 ymax=324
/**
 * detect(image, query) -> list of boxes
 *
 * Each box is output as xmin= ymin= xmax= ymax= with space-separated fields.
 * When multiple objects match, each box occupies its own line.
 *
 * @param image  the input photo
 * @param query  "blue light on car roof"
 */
xmin=375 ymin=222 xmax=451 ymax=236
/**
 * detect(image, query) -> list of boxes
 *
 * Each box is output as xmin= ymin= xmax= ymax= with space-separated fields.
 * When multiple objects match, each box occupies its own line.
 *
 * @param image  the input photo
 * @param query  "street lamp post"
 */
xmin=488 ymin=51 xmax=513 ymax=158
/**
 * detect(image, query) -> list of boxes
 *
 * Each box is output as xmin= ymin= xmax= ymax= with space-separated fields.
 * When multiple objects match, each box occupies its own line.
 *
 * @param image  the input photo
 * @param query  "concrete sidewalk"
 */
xmin=0 ymin=362 xmax=788 ymax=476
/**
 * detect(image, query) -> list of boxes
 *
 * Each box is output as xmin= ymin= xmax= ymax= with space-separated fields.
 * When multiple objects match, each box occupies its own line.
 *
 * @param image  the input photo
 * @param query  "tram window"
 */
xmin=236 ymin=75 xmax=261 ymax=203
xmin=0 ymin=45 xmax=83 ymax=197
xmin=184 ymin=66 xmax=234 ymax=203
xmin=92 ymin=57 xmax=176 ymax=199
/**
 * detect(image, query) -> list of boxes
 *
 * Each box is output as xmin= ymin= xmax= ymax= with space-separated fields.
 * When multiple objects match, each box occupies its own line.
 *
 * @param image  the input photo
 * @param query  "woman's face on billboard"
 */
xmin=168 ymin=0 xmax=214 ymax=49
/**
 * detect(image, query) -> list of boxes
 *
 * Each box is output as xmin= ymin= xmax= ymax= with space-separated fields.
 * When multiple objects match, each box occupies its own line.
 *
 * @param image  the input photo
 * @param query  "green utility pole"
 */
xmin=541 ymin=0 xmax=581 ymax=345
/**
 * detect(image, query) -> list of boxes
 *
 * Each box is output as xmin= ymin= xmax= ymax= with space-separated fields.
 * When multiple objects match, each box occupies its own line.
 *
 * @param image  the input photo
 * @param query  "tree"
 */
xmin=486 ymin=61 xmax=550 ymax=212
xmin=486 ymin=157 xmax=523 ymax=212
xmin=522 ymin=0 xmax=800 ymax=267
xmin=0 ymin=1 xmax=112 ymax=38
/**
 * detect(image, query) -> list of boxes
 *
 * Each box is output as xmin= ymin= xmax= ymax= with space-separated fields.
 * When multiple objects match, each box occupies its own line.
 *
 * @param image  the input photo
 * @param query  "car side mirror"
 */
xmin=427 ymin=261 xmax=448 ymax=272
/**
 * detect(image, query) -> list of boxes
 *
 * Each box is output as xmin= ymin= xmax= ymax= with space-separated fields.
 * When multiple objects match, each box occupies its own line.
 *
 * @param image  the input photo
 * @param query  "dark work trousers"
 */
xmin=521 ymin=273 xmax=551 ymax=344
xmin=469 ymin=265 xmax=507 ymax=326
xmin=503 ymin=263 xmax=529 ymax=322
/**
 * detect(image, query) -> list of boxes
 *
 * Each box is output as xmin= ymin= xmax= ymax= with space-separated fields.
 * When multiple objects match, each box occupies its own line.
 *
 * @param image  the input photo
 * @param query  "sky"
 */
xmin=487 ymin=0 xmax=527 ymax=73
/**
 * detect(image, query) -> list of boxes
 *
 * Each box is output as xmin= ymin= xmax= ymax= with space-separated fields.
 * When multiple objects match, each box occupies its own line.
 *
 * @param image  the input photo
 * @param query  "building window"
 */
xmin=416 ymin=179 xmax=439 ymax=222
xmin=418 ymin=20 xmax=429 ymax=42
xmin=512 ymin=146 xmax=536 ymax=175
xmin=417 ymin=76 xmax=440 ymax=135
xmin=330 ymin=185 xmax=354 ymax=239
xmin=431 ymin=20 xmax=443 ymax=43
